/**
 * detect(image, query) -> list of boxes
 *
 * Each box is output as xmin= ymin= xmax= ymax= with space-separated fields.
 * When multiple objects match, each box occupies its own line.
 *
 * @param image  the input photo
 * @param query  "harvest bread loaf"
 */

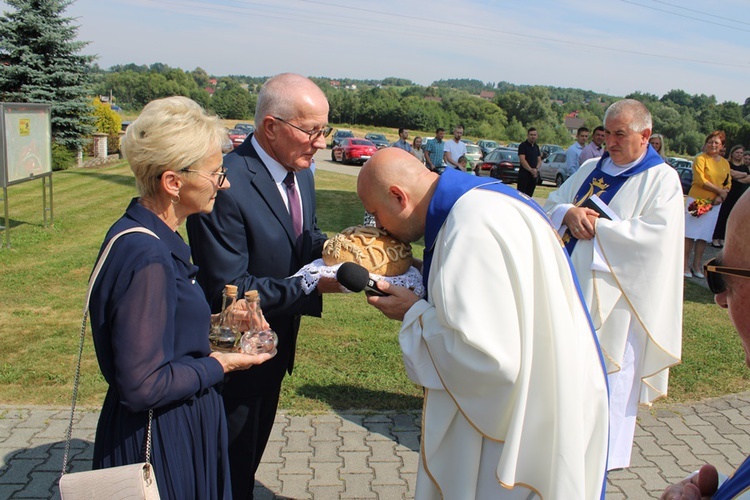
xmin=322 ymin=226 xmax=413 ymax=276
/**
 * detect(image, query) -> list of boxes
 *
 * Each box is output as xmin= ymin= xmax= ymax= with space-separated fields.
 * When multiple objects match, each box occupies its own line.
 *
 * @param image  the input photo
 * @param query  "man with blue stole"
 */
xmin=661 ymin=191 xmax=750 ymax=499
xmin=357 ymin=148 xmax=609 ymax=499
xmin=545 ymin=99 xmax=685 ymax=471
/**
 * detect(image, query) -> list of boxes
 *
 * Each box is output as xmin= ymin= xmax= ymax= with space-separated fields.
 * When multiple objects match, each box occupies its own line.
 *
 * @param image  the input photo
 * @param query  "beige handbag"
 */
xmin=59 ymin=228 xmax=161 ymax=500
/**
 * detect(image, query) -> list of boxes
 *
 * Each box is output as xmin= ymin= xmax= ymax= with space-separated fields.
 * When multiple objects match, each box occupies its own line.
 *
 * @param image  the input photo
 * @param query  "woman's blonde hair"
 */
xmin=122 ymin=96 xmax=227 ymax=198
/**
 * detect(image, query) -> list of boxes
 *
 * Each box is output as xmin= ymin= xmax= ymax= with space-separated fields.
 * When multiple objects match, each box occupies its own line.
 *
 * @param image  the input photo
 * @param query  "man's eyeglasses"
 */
xmin=273 ymin=116 xmax=332 ymax=141
xmin=180 ymin=165 xmax=227 ymax=187
xmin=703 ymin=257 xmax=750 ymax=294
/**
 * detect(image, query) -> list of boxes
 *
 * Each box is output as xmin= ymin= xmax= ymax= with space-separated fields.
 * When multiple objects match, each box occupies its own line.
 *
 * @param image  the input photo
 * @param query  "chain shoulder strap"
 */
xmin=62 ymin=227 xmax=159 ymax=476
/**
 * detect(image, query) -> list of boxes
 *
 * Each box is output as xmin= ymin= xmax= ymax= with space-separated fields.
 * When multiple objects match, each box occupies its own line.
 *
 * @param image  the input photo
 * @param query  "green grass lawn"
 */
xmin=0 ymin=162 xmax=745 ymax=413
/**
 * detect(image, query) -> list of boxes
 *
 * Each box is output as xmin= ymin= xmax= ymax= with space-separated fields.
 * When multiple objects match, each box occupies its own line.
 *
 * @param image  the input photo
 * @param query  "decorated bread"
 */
xmin=323 ymin=226 xmax=413 ymax=276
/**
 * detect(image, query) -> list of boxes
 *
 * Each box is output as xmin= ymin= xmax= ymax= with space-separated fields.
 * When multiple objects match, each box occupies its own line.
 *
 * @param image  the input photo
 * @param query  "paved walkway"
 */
xmin=2 ymin=392 xmax=750 ymax=499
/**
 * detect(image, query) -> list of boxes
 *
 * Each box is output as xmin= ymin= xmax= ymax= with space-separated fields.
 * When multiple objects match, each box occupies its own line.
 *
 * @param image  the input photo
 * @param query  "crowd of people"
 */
xmin=86 ymin=77 xmax=750 ymax=499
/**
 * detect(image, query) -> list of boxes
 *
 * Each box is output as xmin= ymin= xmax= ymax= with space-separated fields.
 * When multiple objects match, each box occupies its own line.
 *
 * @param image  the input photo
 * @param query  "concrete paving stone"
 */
xmin=680 ymin=434 xmax=721 ymax=455
xmin=711 ymin=443 xmax=748 ymax=464
xmin=637 ymin=410 xmax=669 ymax=428
xmin=364 ymin=423 xmax=394 ymax=441
xmin=285 ymin=431 xmax=313 ymax=453
xmin=726 ymin=432 xmax=750 ymax=450
xmin=370 ymin=461 xmax=406 ymax=486
xmin=35 ymin=421 xmax=70 ymax=440
xmin=310 ymin=440 xmax=344 ymax=462
xmin=630 ymin=466 xmax=670 ymax=491
xmin=703 ymin=414 xmax=744 ymax=435
xmin=37 ymin=447 xmax=73 ymax=473
xmin=279 ymin=451 xmax=313 ymax=475
xmin=267 ymin=423 xmax=288 ymax=444
xmin=682 ymin=414 xmax=711 ymax=427
xmin=19 ymin=471 xmax=58 ymax=499
xmin=363 ymin=414 xmax=392 ymax=423
xmin=0 ymin=458 xmax=40 ymax=485
xmin=255 ymin=461 xmax=281 ymax=488
xmin=340 ymin=432 xmax=370 ymax=452
xmin=339 ymin=451 xmax=372 ymax=475
xmin=340 ymin=473 xmax=377 ymax=499
xmin=286 ymin=415 xmax=314 ymax=433
xmin=655 ymin=408 xmax=680 ymax=418
xmin=693 ymin=424 xmax=734 ymax=445
xmin=609 ymin=478 xmax=649 ymax=499
xmin=645 ymin=454 xmax=693 ymax=480
xmin=337 ymin=414 xmax=367 ymax=432
xmin=608 ymin=467 xmax=640 ymax=481
xmin=15 ymin=412 xmax=55 ymax=431
xmin=251 ymin=485 xmax=277 ymax=500
xmin=661 ymin=444 xmax=702 ymax=468
xmin=401 ymin=471 xmax=417 ymax=495
xmin=661 ymin=416 xmax=700 ymax=436
xmin=309 ymin=485 xmax=345 ymax=498
xmin=604 ymin=492 xmax=626 ymax=500
xmin=277 ymin=474 xmax=311 ymax=499
xmin=0 ymin=408 xmax=30 ymax=419
xmin=390 ymin=413 xmax=419 ymax=432
xmin=368 ymin=441 xmax=400 ymax=463
xmin=372 ymin=484 xmax=408 ymax=499
xmin=0 ymin=447 xmax=23 ymax=471
xmin=396 ymin=451 xmax=419 ymax=475
xmin=628 ymin=447 xmax=656 ymax=468
xmin=309 ymin=462 xmax=344 ymax=486
xmin=61 ymin=458 xmax=91 ymax=474
xmin=724 ymin=408 xmax=750 ymax=427
xmin=637 ymin=435 xmax=671 ymax=457
xmin=692 ymin=454 xmax=735 ymax=476
xmin=392 ymin=431 xmax=420 ymax=452
xmin=312 ymin=420 xmax=341 ymax=442
xmin=0 ymin=428 xmax=41 ymax=449
xmin=0 ymin=484 xmax=25 ymax=499
xmin=706 ymin=398 xmax=733 ymax=411
xmin=259 ymin=438 xmax=285 ymax=464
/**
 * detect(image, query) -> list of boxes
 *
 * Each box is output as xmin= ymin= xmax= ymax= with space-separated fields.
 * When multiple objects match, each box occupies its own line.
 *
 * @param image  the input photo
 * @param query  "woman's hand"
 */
xmin=210 ymin=350 xmax=274 ymax=373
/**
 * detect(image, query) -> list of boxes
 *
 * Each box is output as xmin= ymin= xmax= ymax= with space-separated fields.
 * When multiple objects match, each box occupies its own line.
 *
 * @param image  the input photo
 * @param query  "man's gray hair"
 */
xmin=604 ymin=99 xmax=652 ymax=133
xmin=255 ymin=73 xmax=321 ymax=124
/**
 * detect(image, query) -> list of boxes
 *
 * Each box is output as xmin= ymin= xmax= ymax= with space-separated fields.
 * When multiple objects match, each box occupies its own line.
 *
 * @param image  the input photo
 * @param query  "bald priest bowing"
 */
xmin=358 ymin=148 xmax=609 ymax=499
xmin=545 ymin=99 xmax=684 ymax=471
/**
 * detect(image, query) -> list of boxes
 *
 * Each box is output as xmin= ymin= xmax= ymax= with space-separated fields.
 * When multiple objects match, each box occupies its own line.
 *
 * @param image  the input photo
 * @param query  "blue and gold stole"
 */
xmin=563 ymin=145 xmax=664 ymax=254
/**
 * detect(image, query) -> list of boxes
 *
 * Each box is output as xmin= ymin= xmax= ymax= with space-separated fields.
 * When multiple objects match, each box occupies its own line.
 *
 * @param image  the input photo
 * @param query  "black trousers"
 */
xmin=223 ymin=390 xmax=282 ymax=500
xmin=517 ymin=169 xmax=537 ymax=197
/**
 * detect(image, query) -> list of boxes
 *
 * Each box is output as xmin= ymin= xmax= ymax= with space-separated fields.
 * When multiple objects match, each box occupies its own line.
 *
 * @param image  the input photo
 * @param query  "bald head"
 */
xmin=725 ymin=190 xmax=750 ymax=269
xmin=358 ymin=148 xmax=439 ymax=242
xmin=254 ymin=73 xmax=327 ymax=125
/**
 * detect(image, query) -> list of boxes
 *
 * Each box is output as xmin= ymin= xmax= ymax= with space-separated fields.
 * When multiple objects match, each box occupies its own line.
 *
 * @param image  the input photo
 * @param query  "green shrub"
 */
xmin=51 ymin=142 xmax=75 ymax=171
xmin=91 ymin=98 xmax=123 ymax=154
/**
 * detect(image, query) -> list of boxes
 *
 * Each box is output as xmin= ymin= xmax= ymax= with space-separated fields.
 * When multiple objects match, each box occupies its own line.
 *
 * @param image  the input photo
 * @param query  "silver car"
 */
xmin=539 ymin=151 xmax=570 ymax=186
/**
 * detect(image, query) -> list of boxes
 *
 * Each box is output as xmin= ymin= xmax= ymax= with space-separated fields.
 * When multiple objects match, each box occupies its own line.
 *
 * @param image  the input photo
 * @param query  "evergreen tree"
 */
xmin=0 ymin=0 xmax=95 ymax=150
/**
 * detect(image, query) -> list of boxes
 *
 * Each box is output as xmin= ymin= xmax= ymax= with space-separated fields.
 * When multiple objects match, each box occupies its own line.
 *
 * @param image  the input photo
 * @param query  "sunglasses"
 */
xmin=703 ymin=257 xmax=750 ymax=294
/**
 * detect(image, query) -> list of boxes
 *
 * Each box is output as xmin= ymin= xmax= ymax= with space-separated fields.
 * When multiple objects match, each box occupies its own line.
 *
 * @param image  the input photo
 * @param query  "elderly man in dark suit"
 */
xmin=187 ymin=73 xmax=341 ymax=499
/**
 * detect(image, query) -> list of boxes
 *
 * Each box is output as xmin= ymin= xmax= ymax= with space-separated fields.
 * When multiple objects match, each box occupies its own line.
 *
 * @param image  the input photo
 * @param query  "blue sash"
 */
xmin=422 ymin=168 xmax=610 ymax=498
xmin=563 ymin=145 xmax=664 ymax=255
xmin=714 ymin=455 xmax=750 ymax=499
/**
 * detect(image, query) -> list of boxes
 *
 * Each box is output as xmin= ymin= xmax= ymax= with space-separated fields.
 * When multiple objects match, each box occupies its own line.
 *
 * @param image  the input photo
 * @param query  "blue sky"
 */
xmin=4 ymin=0 xmax=750 ymax=103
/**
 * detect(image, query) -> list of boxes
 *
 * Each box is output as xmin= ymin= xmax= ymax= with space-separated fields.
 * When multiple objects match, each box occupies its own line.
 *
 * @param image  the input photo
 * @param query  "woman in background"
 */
xmin=684 ymin=131 xmax=731 ymax=278
xmin=412 ymin=136 xmax=425 ymax=165
xmin=89 ymin=96 xmax=272 ymax=499
xmin=712 ymin=145 xmax=749 ymax=248
xmin=649 ymin=133 xmax=667 ymax=160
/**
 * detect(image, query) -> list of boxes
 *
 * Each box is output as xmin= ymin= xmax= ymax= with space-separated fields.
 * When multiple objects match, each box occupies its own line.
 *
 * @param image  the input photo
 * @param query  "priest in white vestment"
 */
xmin=544 ymin=99 xmax=684 ymax=470
xmin=357 ymin=148 xmax=609 ymax=499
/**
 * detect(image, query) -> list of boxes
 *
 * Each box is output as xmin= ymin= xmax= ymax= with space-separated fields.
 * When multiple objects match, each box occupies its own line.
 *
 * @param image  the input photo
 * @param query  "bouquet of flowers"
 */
xmin=688 ymin=198 xmax=713 ymax=217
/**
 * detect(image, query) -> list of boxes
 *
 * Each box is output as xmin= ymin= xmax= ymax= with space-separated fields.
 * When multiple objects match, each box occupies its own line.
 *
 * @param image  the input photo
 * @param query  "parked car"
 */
xmin=539 ymin=152 xmax=569 ymax=186
xmin=476 ymin=149 xmax=520 ymax=183
xmin=460 ymin=139 xmax=475 ymax=145
xmin=330 ymin=129 xmax=354 ymax=148
xmin=674 ymin=165 xmax=693 ymax=195
xmin=364 ymin=133 xmax=390 ymax=149
xmin=667 ymin=157 xmax=693 ymax=170
xmin=234 ymin=123 xmax=255 ymax=135
xmin=332 ymin=138 xmax=378 ymax=165
xmin=477 ymin=140 xmax=499 ymax=157
xmin=506 ymin=142 xmax=520 ymax=150
xmin=464 ymin=144 xmax=483 ymax=169
xmin=540 ymin=144 xmax=565 ymax=159
xmin=227 ymin=128 xmax=248 ymax=149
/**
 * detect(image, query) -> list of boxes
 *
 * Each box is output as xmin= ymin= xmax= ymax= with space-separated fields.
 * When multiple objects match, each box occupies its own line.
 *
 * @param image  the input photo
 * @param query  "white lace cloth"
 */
xmin=293 ymin=259 xmax=425 ymax=298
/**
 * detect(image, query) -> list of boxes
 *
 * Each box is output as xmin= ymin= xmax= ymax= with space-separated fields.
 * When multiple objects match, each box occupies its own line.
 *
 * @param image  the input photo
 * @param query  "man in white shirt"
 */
xmin=545 ymin=99 xmax=684 ymax=471
xmin=443 ymin=125 xmax=468 ymax=171
xmin=565 ymin=127 xmax=589 ymax=177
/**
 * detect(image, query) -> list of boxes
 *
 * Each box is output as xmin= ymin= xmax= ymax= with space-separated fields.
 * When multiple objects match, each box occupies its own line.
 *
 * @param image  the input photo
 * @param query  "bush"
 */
xmin=91 ymin=98 xmax=122 ymax=154
xmin=51 ymin=142 xmax=76 ymax=171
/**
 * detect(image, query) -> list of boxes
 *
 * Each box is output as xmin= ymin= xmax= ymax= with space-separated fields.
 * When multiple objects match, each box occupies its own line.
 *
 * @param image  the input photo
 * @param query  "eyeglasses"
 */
xmin=180 ymin=165 xmax=227 ymax=187
xmin=703 ymin=257 xmax=750 ymax=294
xmin=272 ymin=116 xmax=332 ymax=141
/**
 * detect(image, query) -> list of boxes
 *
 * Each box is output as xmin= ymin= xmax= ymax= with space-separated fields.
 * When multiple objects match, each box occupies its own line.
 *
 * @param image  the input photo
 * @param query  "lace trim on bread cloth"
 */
xmin=292 ymin=258 xmax=426 ymax=298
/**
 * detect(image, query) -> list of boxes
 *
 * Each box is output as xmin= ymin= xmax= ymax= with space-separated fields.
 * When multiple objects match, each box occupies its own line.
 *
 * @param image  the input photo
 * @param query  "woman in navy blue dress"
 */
xmin=89 ymin=97 xmax=273 ymax=499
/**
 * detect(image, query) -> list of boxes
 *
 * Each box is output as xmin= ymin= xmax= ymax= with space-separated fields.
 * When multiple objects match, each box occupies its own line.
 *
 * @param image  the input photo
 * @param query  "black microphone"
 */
xmin=336 ymin=262 xmax=388 ymax=296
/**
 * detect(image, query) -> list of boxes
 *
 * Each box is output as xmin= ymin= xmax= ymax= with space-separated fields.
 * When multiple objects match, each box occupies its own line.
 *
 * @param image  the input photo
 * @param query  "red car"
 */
xmin=227 ymin=128 xmax=248 ymax=150
xmin=332 ymin=138 xmax=378 ymax=165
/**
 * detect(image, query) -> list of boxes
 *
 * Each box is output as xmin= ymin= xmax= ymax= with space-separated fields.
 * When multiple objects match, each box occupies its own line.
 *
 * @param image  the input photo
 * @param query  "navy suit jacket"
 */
xmin=186 ymin=136 xmax=326 ymax=397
